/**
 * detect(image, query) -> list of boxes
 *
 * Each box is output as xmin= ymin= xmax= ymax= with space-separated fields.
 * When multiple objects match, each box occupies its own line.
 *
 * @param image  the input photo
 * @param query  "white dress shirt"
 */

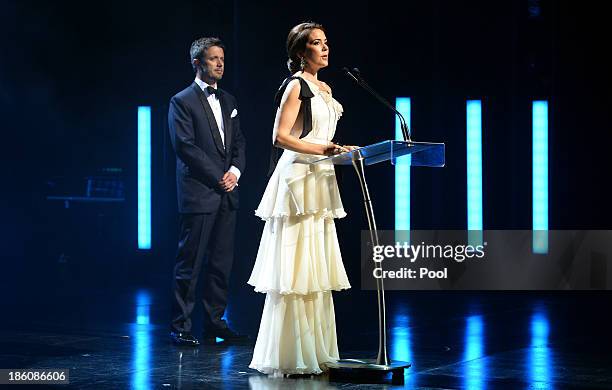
xmin=194 ymin=77 xmax=241 ymax=181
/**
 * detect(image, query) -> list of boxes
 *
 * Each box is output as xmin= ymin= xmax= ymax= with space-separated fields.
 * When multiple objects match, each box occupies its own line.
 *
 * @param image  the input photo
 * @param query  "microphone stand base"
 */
xmin=327 ymin=359 xmax=411 ymax=384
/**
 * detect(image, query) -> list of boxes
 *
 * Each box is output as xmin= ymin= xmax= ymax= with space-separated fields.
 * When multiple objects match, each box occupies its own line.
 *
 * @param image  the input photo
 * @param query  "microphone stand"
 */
xmin=324 ymin=68 xmax=413 ymax=383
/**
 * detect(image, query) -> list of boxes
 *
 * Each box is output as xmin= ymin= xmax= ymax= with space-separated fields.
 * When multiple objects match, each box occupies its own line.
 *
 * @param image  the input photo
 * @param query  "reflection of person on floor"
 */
xmin=248 ymin=22 xmax=357 ymax=376
xmin=168 ymin=37 xmax=247 ymax=346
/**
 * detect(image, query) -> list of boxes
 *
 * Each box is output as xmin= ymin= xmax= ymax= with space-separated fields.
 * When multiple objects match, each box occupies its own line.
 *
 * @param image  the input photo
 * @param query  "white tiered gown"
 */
xmin=248 ymin=78 xmax=351 ymax=375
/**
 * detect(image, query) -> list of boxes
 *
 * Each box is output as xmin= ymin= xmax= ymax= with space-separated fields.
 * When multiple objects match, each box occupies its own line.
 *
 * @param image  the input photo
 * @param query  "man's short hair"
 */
xmin=190 ymin=37 xmax=225 ymax=72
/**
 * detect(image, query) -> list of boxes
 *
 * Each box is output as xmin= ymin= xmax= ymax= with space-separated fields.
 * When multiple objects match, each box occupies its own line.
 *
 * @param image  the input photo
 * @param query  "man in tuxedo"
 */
xmin=168 ymin=37 xmax=246 ymax=346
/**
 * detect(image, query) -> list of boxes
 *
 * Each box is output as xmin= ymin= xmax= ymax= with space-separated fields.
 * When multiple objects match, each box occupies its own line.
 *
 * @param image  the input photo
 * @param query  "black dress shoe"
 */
xmin=170 ymin=331 xmax=200 ymax=346
xmin=202 ymin=328 xmax=249 ymax=344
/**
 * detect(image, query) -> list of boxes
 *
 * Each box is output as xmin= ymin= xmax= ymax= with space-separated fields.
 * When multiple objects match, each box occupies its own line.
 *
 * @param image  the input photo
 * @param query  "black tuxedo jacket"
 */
xmin=168 ymin=83 xmax=246 ymax=213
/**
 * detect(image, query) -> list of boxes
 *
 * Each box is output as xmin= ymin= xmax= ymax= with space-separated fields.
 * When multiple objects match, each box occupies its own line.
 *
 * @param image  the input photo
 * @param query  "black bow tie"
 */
xmin=206 ymin=86 xmax=219 ymax=96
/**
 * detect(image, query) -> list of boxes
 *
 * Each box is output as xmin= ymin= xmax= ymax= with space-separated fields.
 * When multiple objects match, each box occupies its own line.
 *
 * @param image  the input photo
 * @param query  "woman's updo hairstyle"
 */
xmin=286 ymin=22 xmax=325 ymax=73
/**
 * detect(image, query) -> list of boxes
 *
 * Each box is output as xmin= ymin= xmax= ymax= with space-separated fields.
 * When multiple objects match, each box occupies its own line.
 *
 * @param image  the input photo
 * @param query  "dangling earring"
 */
xmin=300 ymin=57 xmax=307 ymax=70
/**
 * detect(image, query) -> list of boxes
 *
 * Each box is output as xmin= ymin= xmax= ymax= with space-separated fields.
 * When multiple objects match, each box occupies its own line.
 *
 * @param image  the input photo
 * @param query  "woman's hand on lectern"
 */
xmin=322 ymin=143 xmax=350 ymax=156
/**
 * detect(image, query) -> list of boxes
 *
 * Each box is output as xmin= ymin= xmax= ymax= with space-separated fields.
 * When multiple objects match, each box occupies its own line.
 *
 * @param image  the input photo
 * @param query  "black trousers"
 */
xmin=171 ymin=195 xmax=236 ymax=334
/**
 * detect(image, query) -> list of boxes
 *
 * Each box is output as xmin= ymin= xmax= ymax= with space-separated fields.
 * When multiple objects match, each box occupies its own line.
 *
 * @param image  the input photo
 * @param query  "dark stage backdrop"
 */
xmin=1 ymin=1 xmax=610 ymax=296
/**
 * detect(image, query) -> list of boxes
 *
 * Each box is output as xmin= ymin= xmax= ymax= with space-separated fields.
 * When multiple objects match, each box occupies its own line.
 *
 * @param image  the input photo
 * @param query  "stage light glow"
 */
xmin=464 ymin=315 xmax=486 ymax=390
xmin=395 ymin=98 xmax=411 ymax=238
xmin=532 ymin=101 xmax=548 ymax=254
xmin=138 ymin=106 xmax=152 ymax=250
xmin=391 ymin=310 xmax=413 ymax=364
xmin=132 ymin=326 xmax=151 ymax=390
xmin=391 ymin=307 xmax=416 ymax=385
xmin=529 ymin=311 xmax=551 ymax=386
xmin=467 ymin=100 xmax=483 ymax=245
xmin=132 ymin=290 xmax=152 ymax=390
xmin=467 ymin=100 xmax=483 ymax=230
xmin=135 ymin=290 xmax=151 ymax=325
xmin=221 ymin=347 xmax=235 ymax=378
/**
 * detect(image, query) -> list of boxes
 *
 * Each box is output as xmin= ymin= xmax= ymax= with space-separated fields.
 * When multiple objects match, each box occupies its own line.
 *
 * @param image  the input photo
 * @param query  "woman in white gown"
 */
xmin=248 ymin=22 xmax=355 ymax=376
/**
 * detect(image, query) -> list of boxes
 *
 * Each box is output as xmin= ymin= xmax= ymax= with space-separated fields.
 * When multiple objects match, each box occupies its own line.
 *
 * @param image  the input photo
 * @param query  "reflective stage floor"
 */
xmin=1 ymin=275 xmax=611 ymax=390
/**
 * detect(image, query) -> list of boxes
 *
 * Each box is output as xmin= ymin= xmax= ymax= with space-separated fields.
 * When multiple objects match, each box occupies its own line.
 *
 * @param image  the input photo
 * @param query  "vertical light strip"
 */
xmin=467 ymin=100 xmax=483 ymax=245
xmin=138 ymin=106 xmax=152 ymax=250
xmin=528 ymin=311 xmax=551 ymax=386
xmin=135 ymin=290 xmax=151 ymax=325
xmin=391 ymin=308 xmax=415 ymax=386
xmin=395 ymin=97 xmax=411 ymax=235
xmin=132 ymin=290 xmax=152 ymax=390
xmin=532 ymin=101 xmax=548 ymax=254
xmin=464 ymin=315 xmax=486 ymax=390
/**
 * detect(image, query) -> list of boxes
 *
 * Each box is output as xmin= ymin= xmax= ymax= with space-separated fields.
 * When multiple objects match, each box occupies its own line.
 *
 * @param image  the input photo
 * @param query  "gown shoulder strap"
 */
xmin=268 ymin=76 xmax=315 ymax=176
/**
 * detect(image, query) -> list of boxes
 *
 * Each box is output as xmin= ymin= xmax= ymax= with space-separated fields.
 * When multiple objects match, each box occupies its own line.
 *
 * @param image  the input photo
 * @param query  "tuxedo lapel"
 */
xmin=192 ymin=83 xmax=226 ymax=156
xmin=219 ymin=93 xmax=232 ymax=153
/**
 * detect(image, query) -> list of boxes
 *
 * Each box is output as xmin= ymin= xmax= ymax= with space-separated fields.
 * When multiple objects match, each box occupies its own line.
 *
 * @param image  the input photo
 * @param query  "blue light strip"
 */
xmin=532 ymin=101 xmax=548 ymax=254
xmin=467 ymin=100 xmax=483 ymax=231
xmin=138 ymin=106 xmax=152 ymax=250
xmin=136 ymin=290 xmax=151 ymax=325
xmin=464 ymin=315 xmax=486 ymax=390
xmin=467 ymin=100 xmax=483 ymax=245
xmin=132 ymin=324 xmax=151 ymax=390
xmin=529 ymin=311 xmax=551 ymax=386
xmin=395 ymin=97 xmax=411 ymax=234
xmin=391 ymin=308 xmax=415 ymax=386
xmin=391 ymin=311 xmax=412 ymax=364
xmin=132 ymin=290 xmax=152 ymax=390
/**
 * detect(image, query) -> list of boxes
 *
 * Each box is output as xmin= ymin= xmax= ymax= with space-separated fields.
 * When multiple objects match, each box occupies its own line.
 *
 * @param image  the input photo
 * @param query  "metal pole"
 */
xmin=351 ymin=151 xmax=390 ymax=366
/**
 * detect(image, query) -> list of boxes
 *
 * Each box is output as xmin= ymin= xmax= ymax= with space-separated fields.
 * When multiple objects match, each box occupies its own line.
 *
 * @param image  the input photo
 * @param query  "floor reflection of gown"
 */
xmin=248 ymin=77 xmax=351 ymax=376
xmin=248 ymin=375 xmax=338 ymax=389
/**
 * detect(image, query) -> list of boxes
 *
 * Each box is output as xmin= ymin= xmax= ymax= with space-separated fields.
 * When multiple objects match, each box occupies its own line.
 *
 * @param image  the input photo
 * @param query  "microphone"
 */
xmin=341 ymin=67 xmax=359 ymax=83
xmin=342 ymin=67 xmax=412 ymax=142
